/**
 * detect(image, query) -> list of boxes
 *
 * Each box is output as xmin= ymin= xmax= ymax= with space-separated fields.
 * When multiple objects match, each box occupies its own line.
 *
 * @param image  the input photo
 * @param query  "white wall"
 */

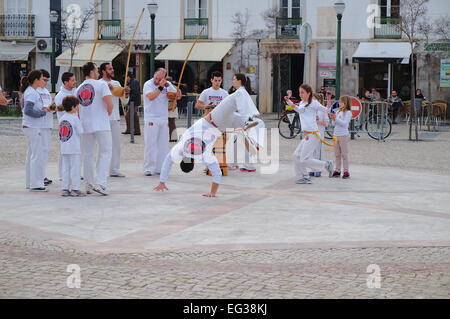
xmin=33 ymin=0 xmax=50 ymax=38
xmin=305 ymin=0 xmax=373 ymax=40
xmin=123 ymin=0 xmax=181 ymax=41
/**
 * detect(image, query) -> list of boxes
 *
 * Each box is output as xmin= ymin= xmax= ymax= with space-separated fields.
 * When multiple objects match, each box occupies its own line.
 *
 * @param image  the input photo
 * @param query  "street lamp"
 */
xmin=333 ymin=1 xmax=345 ymax=100
xmin=147 ymin=1 xmax=158 ymax=76
xmin=49 ymin=10 xmax=58 ymax=93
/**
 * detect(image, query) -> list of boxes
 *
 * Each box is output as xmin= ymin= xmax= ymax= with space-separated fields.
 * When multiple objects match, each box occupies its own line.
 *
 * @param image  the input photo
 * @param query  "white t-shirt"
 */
xmin=99 ymin=78 xmax=121 ymax=121
xmin=333 ymin=110 xmax=352 ymax=137
xmin=22 ymin=86 xmax=45 ymax=128
xmin=143 ymin=78 xmax=176 ymax=121
xmin=294 ymin=99 xmax=329 ymax=133
xmin=37 ymin=87 xmax=54 ymax=129
xmin=59 ymin=112 xmax=84 ymax=154
xmin=55 ymin=85 xmax=77 ymax=121
xmin=76 ymin=79 xmax=112 ymax=134
xmin=198 ymin=87 xmax=228 ymax=106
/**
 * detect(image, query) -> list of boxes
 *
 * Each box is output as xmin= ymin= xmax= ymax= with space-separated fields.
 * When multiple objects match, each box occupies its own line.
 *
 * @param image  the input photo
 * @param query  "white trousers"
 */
xmin=61 ymin=154 xmax=81 ymax=190
xmin=309 ymin=130 xmax=325 ymax=173
xmin=41 ymin=128 xmax=51 ymax=178
xmin=243 ymin=118 xmax=265 ymax=170
xmin=23 ymin=127 xmax=45 ymax=189
xmin=109 ymin=120 xmax=121 ymax=175
xmin=143 ymin=118 xmax=169 ymax=174
xmin=294 ymin=133 xmax=327 ymax=178
xmin=81 ymin=130 xmax=112 ymax=188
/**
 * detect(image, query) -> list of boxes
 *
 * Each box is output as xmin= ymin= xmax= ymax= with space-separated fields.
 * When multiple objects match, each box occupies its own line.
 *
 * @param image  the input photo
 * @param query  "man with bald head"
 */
xmin=142 ymin=68 xmax=177 ymax=176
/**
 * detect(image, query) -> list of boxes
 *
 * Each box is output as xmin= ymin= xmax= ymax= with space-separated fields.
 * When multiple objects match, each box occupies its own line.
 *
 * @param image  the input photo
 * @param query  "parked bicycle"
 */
xmin=278 ymin=105 xmax=301 ymax=139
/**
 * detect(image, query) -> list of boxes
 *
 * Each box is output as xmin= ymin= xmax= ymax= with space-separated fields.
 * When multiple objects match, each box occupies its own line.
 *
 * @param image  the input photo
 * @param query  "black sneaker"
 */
xmin=44 ymin=178 xmax=52 ymax=186
xmin=30 ymin=187 xmax=48 ymax=192
xmin=332 ymin=171 xmax=341 ymax=178
xmin=342 ymin=172 xmax=350 ymax=179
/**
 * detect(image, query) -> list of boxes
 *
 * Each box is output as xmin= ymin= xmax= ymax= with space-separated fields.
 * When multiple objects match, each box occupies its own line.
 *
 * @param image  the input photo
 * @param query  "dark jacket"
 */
xmin=127 ymin=78 xmax=141 ymax=107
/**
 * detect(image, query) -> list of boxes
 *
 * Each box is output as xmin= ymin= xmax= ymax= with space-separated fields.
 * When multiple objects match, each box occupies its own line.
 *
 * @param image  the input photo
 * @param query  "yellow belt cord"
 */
xmin=304 ymin=131 xmax=337 ymax=147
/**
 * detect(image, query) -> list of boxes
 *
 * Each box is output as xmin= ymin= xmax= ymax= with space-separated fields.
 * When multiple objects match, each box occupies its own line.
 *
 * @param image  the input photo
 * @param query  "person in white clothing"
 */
xmin=142 ymin=68 xmax=177 ymax=176
xmin=285 ymin=84 xmax=334 ymax=184
xmin=231 ymin=74 xmax=265 ymax=173
xmin=37 ymin=69 xmax=54 ymax=186
xmin=196 ymin=71 xmax=236 ymax=170
xmin=330 ymin=95 xmax=353 ymax=179
xmin=99 ymin=62 xmax=125 ymax=178
xmin=308 ymin=93 xmax=329 ymax=177
xmin=55 ymin=72 xmax=78 ymax=180
xmin=196 ymin=71 xmax=229 ymax=110
xmin=154 ymin=117 xmax=223 ymax=197
xmin=77 ymin=62 xmax=114 ymax=196
xmin=57 ymin=96 xmax=85 ymax=197
xmin=20 ymin=70 xmax=52 ymax=192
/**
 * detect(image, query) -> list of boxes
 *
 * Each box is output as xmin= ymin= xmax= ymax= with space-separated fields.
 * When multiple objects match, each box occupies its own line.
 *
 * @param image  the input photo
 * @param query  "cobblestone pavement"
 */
xmin=1 ymin=236 xmax=448 ymax=298
xmin=0 ymin=116 xmax=449 ymax=299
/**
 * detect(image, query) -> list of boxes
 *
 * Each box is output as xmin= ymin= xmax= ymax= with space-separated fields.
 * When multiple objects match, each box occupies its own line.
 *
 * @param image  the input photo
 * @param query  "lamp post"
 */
xmin=333 ymin=1 xmax=345 ymax=100
xmin=147 ymin=1 xmax=158 ymax=77
xmin=49 ymin=10 xmax=58 ymax=93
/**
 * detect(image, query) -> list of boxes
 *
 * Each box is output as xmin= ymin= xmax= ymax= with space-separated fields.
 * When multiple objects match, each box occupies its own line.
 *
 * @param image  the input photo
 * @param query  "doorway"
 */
xmin=272 ymin=53 xmax=304 ymax=114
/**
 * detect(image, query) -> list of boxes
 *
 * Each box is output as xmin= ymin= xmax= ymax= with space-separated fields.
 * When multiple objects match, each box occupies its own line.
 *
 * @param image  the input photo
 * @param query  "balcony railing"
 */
xmin=0 ymin=14 xmax=35 ymax=38
xmin=98 ymin=20 xmax=121 ymax=40
xmin=276 ymin=18 xmax=302 ymax=39
xmin=184 ymin=18 xmax=208 ymax=39
xmin=374 ymin=17 xmax=402 ymax=39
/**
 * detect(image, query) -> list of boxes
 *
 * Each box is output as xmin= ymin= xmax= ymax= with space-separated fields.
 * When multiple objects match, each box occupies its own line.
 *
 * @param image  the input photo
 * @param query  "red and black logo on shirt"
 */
xmin=59 ymin=120 xmax=73 ymax=142
xmin=183 ymin=137 xmax=205 ymax=156
xmin=77 ymin=83 xmax=95 ymax=107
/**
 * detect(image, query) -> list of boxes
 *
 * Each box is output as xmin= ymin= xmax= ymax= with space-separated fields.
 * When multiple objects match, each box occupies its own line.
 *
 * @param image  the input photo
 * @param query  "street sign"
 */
xmin=331 ymin=97 xmax=362 ymax=119
xmin=299 ymin=23 xmax=312 ymax=53
xmin=350 ymin=97 xmax=362 ymax=119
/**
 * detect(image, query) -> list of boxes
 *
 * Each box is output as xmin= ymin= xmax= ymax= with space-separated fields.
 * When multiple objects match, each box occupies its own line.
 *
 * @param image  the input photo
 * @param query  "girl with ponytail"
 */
xmin=21 ymin=69 xmax=52 ymax=192
xmin=284 ymin=83 xmax=335 ymax=184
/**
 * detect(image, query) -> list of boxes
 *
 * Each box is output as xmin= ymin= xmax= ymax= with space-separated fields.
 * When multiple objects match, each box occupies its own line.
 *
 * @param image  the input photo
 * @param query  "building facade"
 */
xmin=0 ymin=0 xmax=448 ymax=113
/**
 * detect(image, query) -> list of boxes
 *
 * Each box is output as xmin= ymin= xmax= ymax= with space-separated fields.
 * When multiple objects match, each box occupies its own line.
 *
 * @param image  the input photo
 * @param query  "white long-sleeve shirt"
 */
xmin=160 ymin=118 xmax=222 ymax=184
xmin=333 ymin=110 xmax=352 ymax=136
xmin=292 ymin=99 xmax=329 ymax=132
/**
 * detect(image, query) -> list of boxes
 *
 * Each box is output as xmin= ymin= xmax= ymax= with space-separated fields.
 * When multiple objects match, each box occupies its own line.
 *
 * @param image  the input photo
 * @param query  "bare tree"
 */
xmin=61 ymin=2 xmax=100 ymax=71
xmin=260 ymin=7 xmax=280 ymax=39
xmin=399 ymin=0 xmax=429 ymax=141
xmin=231 ymin=9 xmax=251 ymax=73
xmin=434 ymin=15 xmax=450 ymax=41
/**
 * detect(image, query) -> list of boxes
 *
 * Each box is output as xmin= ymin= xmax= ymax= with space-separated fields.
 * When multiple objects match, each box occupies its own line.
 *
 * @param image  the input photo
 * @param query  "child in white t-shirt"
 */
xmin=57 ymin=96 xmax=85 ymax=197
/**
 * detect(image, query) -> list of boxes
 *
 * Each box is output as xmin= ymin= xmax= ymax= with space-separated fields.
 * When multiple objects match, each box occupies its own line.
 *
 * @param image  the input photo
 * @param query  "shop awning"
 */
xmin=155 ymin=42 xmax=234 ymax=62
xmin=352 ymin=42 xmax=412 ymax=64
xmin=56 ymin=42 xmax=124 ymax=67
xmin=0 ymin=41 xmax=35 ymax=61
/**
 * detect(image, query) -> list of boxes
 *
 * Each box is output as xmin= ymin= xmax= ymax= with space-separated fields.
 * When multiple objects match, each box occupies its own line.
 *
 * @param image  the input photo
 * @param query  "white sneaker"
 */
xmin=325 ymin=160 xmax=334 ymax=178
xmin=296 ymin=177 xmax=312 ymax=184
xmin=93 ymin=184 xmax=108 ymax=196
